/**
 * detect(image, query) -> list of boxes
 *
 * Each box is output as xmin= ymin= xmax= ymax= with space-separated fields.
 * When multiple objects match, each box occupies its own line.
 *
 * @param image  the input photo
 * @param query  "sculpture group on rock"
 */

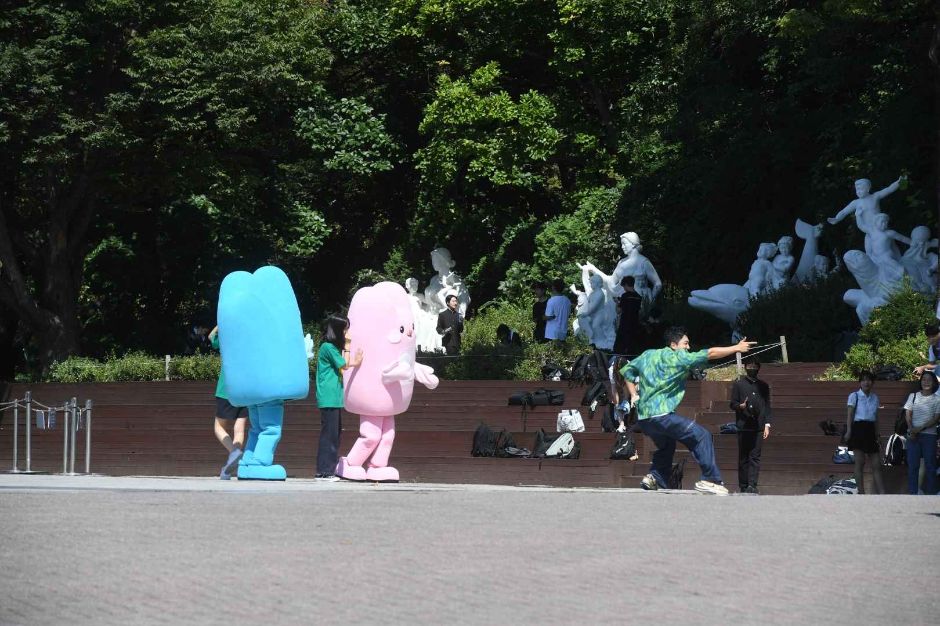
xmin=689 ymin=174 xmax=936 ymax=330
xmin=572 ymin=232 xmax=662 ymax=351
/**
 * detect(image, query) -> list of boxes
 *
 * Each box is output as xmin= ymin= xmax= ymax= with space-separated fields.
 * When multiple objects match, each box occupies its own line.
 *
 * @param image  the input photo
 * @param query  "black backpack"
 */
xmin=609 ymin=431 xmax=637 ymax=460
xmin=541 ymin=363 xmax=570 ymax=381
xmin=530 ymin=388 xmax=565 ymax=406
xmin=569 ymin=354 xmax=591 ymax=384
xmin=668 ymin=459 xmax=686 ymax=489
xmin=874 ymin=366 xmax=903 ymax=381
xmin=473 ymin=423 xmax=529 ymax=458
xmin=584 ymin=349 xmax=609 ymax=384
xmin=894 ymin=394 xmax=913 ymax=435
xmin=530 ymin=429 xmax=580 ymax=459
xmin=508 ymin=391 xmax=534 ymax=407
xmin=570 ymin=349 xmax=609 ymax=385
xmin=472 ymin=423 xmax=501 ymax=457
xmin=884 ymin=433 xmax=906 ymax=466
xmin=808 ymin=474 xmax=838 ymax=494
xmin=580 ymin=381 xmax=609 ymax=407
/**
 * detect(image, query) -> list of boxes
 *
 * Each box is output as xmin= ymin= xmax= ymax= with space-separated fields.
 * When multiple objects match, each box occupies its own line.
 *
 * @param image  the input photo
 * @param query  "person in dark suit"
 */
xmin=614 ymin=275 xmax=642 ymax=356
xmin=729 ymin=359 xmax=772 ymax=494
xmin=436 ymin=294 xmax=464 ymax=355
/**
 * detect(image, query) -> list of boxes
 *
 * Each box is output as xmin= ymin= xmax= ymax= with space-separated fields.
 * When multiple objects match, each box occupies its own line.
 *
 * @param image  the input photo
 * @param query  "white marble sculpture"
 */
xmin=688 ymin=284 xmax=751 ymax=327
xmin=827 ymin=176 xmax=906 ymax=256
xmin=743 ymin=243 xmax=777 ymax=297
xmin=867 ymin=212 xmax=910 ymax=286
xmin=424 ymin=247 xmax=470 ymax=318
xmin=416 ymin=247 xmax=471 ymax=352
xmin=689 ymin=243 xmax=777 ymax=328
xmin=771 ymin=236 xmax=796 ymax=289
xmin=794 ymin=219 xmax=826 ymax=282
xmin=842 ymin=250 xmax=902 ymax=325
xmin=585 ymin=232 xmax=662 ymax=305
xmin=813 ymin=255 xmax=831 ymax=278
xmin=405 ymin=277 xmax=439 ymax=352
xmin=570 ymin=264 xmax=616 ymax=350
xmin=900 ymin=225 xmax=939 ymax=294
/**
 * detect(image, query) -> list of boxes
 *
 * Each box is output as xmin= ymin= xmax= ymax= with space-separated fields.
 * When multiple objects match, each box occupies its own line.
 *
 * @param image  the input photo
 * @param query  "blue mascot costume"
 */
xmin=217 ymin=266 xmax=309 ymax=480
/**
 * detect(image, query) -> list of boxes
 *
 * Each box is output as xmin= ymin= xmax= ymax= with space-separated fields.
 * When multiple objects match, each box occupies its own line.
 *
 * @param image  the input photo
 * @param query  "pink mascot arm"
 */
xmin=414 ymin=363 xmax=439 ymax=389
xmin=381 ymin=356 xmax=413 ymax=384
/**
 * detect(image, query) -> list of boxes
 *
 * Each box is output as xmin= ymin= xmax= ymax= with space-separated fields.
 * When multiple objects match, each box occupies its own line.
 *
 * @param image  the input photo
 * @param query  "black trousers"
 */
xmin=737 ymin=428 xmax=763 ymax=489
xmin=316 ymin=408 xmax=342 ymax=476
xmin=444 ymin=344 xmax=459 ymax=356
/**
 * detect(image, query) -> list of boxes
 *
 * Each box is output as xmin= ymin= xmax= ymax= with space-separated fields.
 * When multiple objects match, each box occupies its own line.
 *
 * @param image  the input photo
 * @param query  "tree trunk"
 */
xmin=0 ymin=179 xmax=90 ymax=378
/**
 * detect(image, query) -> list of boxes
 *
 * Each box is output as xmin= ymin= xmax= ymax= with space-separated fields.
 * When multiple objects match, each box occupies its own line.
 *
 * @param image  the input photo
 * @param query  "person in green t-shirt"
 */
xmin=316 ymin=314 xmax=363 ymax=481
xmin=621 ymin=326 xmax=755 ymax=495
xmin=209 ymin=325 xmax=248 ymax=480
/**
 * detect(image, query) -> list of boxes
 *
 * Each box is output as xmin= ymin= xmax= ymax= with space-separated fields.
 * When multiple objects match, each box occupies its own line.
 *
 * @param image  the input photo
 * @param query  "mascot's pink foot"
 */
xmin=366 ymin=465 xmax=399 ymax=482
xmin=335 ymin=457 xmax=367 ymax=481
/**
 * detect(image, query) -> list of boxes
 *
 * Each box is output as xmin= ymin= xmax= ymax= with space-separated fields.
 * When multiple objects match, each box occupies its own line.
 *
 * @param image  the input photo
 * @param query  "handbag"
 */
xmin=832 ymin=445 xmax=855 ymax=464
xmin=557 ymin=409 xmax=585 ymax=433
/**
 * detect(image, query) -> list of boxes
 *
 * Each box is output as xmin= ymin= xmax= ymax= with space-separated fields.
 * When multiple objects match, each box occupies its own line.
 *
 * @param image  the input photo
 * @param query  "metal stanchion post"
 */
xmin=11 ymin=400 xmax=19 ymax=473
xmin=84 ymin=400 xmax=92 ymax=474
xmin=69 ymin=397 xmax=77 ymax=475
xmin=780 ymin=335 xmax=789 ymax=363
xmin=25 ymin=391 xmax=32 ymax=473
xmin=62 ymin=400 xmax=70 ymax=474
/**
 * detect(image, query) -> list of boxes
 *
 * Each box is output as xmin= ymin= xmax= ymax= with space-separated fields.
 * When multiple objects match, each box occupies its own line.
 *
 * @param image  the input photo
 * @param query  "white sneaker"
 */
xmin=695 ymin=480 xmax=730 ymax=496
xmin=315 ymin=474 xmax=341 ymax=482
xmin=641 ymin=474 xmax=659 ymax=491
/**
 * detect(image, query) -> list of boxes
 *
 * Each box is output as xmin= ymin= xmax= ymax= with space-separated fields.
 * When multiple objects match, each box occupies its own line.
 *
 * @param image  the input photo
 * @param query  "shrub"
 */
xmin=858 ymin=279 xmax=934 ymax=350
xmin=510 ymin=339 xmax=591 ymax=381
xmin=837 ymin=342 xmax=877 ymax=379
xmin=875 ymin=335 xmax=925 ymax=377
xmin=100 ymin=351 xmax=165 ymax=382
xmin=737 ymin=271 xmax=857 ymax=362
xmin=49 ymin=357 xmax=103 ymax=383
xmin=824 ymin=336 xmax=925 ymax=381
xmin=173 ymin=353 xmax=221 ymax=380
xmin=419 ymin=299 xmax=592 ymax=380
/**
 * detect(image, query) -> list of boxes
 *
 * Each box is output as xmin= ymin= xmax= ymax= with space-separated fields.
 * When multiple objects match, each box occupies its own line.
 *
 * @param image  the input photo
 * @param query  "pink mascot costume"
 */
xmin=336 ymin=281 xmax=439 ymax=482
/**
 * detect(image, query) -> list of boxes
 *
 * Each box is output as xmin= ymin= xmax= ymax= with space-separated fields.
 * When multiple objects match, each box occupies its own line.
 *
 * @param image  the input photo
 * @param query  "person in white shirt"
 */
xmin=844 ymin=372 xmax=884 ymax=494
xmin=903 ymin=371 xmax=940 ymax=495
xmin=543 ymin=279 xmax=572 ymax=342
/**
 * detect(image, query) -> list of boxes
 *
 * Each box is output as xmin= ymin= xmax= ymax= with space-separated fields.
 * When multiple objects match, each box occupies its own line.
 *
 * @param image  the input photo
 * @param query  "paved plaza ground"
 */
xmin=1 ymin=475 xmax=938 ymax=625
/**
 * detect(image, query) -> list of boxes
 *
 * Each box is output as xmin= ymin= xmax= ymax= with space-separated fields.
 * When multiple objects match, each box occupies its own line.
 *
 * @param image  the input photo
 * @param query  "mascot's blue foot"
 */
xmin=237 ymin=464 xmax=287 ymax=481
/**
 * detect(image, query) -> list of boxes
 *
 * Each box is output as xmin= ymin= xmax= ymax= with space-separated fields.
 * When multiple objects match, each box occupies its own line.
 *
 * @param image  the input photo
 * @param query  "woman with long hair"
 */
xmin=315 ymin=314 xmax=362 ymax=481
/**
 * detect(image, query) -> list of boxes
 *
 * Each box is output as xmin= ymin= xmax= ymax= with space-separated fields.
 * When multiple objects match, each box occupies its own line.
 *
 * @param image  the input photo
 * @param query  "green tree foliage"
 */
xmin=858 ymin=280 xmax=935 ymax=349
xmin=1 ymin=0 xmax=936 ymax=378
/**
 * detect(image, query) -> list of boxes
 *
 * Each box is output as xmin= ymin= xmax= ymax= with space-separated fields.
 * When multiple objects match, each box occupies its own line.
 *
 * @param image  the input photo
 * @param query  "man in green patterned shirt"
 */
xmin=622 ymin=327 xmax=755 ymax=495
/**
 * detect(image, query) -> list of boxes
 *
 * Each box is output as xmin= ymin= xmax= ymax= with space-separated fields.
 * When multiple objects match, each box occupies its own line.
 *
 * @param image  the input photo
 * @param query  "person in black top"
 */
xmin=436 ymin=294 xmax=464 ymax=355
xmin=531 ymin=281 xmax=548 ymax=343
xmin=729 ymin=359 xmax=772 ymax=494
xmin=614 ymin=276 xmax=642 ymax=357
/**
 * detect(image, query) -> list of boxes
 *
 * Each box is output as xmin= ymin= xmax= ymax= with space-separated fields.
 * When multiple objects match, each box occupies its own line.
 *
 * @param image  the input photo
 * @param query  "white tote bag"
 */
xmin=557 ymin=409 xmax=585 ymax=433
